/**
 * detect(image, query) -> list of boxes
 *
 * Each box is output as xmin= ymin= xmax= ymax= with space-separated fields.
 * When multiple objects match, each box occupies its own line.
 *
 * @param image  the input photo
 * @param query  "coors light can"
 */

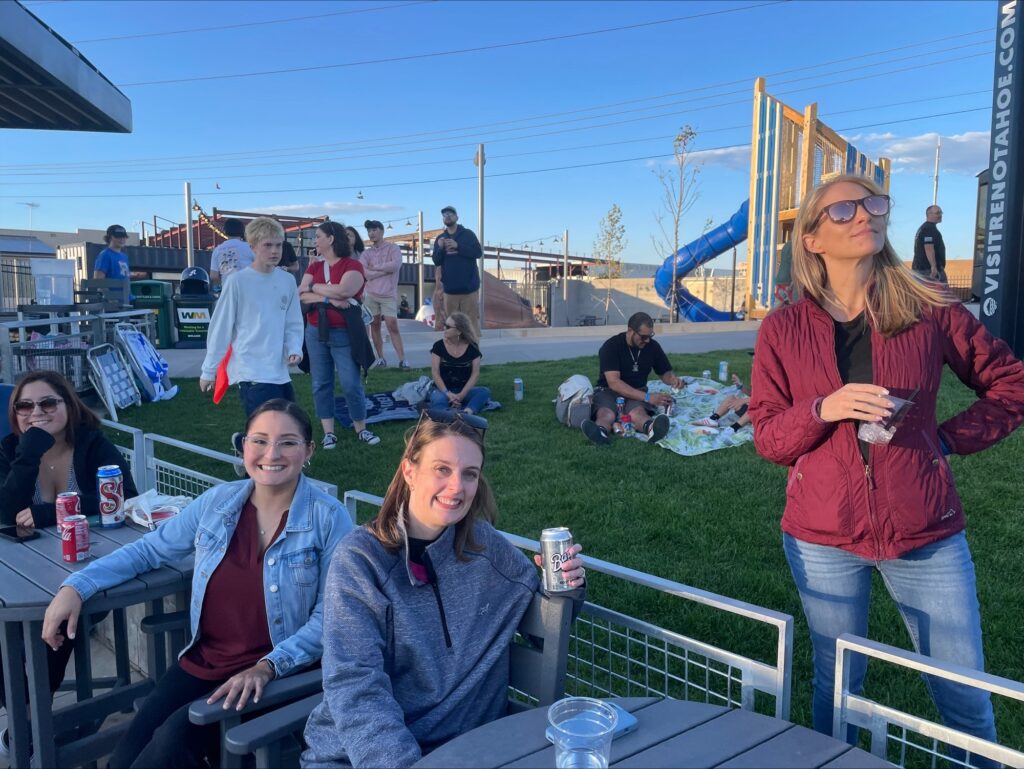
xmin=56 ymin=491 xmax=81 ymax=529
xmin=540 ymin=527 xmax=575 ymax=592
xmin=61 ymin=515 xmax=90 ymax=563
xmin=97 ymin=465 xmax=125 ymax=528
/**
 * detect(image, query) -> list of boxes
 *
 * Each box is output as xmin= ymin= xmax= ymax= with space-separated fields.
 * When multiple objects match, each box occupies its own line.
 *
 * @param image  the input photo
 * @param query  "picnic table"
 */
xmin=0 ymin=519 xmax=192 ymax=768
xmin=413 ymin=696 xmax=896 ymax=768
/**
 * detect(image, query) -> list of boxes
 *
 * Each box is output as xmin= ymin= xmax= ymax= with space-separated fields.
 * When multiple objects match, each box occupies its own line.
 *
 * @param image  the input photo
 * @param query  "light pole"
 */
xmin=18 ymin=202 xmax=40 ymax=253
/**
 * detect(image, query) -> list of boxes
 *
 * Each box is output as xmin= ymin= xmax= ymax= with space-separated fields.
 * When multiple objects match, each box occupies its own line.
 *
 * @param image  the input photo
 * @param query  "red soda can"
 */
xmin=61 ymin=515 xmax=90 ymax=563
xmin=56 ymin=492 xmax=81 ymax=529
xmin=97 ymin=465 xmax=125 ymax=528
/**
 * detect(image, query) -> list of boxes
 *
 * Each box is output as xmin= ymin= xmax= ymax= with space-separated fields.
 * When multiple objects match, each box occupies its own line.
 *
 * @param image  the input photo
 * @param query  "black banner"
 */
xmin=981 ymin=0 xmax=1024 ymax=355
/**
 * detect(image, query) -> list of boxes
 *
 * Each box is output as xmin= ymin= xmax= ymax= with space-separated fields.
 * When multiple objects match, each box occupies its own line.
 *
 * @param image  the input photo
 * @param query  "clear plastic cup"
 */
xmin=547 ymin=697 xmax=618 ymax=769
xmin=857 ymin=394 xmax=914 ymax=445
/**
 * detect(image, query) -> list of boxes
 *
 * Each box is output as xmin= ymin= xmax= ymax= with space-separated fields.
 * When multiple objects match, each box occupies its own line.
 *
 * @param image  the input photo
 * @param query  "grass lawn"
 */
xmin=112 ymin=347 xmax=1024 ymax=747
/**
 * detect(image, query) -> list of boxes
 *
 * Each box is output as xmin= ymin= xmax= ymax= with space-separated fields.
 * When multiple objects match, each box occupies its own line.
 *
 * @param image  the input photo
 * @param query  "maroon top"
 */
xmin=180 ymin=500 xmax=288 ymax=681
xmin=750 ymin=298 xmax=1024 ymax=560
xmin=304 ymin=258 xmax=365 ymax=329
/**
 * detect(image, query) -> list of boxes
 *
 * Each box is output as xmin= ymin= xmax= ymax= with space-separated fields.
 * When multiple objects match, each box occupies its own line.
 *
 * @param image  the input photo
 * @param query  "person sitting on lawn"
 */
xmin=301 ymin=411 xmax=586 ymax=768
xmin=0 ymin=370 xmax=137 ymax=754
xmin=581 ymin=311 xmax=684 ymax=445
xmin=428 ymin=311 xmax=491 ymax=417
xmin=42 ymin=400 xmax=351 ymax=769
xmin=693 ymin=374 xmax=752 ymax=434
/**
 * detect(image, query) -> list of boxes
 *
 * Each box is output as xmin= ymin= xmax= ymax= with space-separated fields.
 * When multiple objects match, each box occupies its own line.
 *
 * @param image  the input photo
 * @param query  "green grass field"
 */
xmin=113 ymin=348 xmax=1024 ymax=747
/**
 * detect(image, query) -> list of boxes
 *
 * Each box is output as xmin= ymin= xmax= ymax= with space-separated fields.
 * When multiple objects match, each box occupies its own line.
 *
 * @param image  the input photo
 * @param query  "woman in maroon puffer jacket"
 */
xmin=750 ymin=175 xmax=1024 ymax=747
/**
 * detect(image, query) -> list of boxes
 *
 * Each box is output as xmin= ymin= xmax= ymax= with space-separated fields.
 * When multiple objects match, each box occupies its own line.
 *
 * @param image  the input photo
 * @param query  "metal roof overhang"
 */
xmin=0 ymin=1 xmax=131 ymax=133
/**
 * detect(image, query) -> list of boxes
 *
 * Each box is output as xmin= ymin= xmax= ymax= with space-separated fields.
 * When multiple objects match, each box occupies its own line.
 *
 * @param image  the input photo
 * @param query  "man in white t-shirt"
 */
xmin=210 ymin=218 xmax=255 ymax=287
xmin=361 ymin=219 xmax=409 ymax=370
xmin=199 ymin=217 xmax=303 ymax=416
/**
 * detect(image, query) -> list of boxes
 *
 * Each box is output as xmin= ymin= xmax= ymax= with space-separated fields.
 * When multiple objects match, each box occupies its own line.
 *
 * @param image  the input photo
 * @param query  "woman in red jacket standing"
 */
xmin=750 ymin=175 xmax=1024 ymax=746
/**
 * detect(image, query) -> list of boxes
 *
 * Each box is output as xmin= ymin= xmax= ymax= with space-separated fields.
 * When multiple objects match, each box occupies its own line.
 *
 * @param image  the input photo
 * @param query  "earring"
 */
xmin=303 ymin=459 xmax=311 ymax=469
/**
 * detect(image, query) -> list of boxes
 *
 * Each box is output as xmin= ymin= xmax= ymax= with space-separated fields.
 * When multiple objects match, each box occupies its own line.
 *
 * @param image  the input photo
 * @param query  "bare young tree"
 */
xmin=593 ymin=203 xmax=627 ymax=322
xmin=652 ymin=125 xmax=701 ymax=322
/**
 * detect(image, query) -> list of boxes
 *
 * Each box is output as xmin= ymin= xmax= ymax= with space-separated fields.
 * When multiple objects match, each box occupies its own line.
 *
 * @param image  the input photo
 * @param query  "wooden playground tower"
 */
xmin=745 ymin=77 xmax=892 ymax=318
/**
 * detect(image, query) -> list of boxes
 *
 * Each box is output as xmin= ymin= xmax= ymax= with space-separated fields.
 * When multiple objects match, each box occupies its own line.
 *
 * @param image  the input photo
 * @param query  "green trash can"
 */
xmin=131 ymin=280 xmax=174 ymax=348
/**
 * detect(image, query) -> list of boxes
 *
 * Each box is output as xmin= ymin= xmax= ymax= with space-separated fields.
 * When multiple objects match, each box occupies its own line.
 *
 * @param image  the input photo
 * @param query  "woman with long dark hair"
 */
xmin=749 ymin=175 xmax=1024 ymax=745
xmin=299 ymin=221 xmax=379 ymax=448
xmin=42 ymin=399 xmax=351 ymax=768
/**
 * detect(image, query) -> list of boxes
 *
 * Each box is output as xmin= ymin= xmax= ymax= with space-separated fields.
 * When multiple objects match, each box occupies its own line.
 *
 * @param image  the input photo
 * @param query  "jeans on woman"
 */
xmin=429 ymin=386 xmax=490 ymax=414
xmin=305 ymin=325 xmax=366 ymax=424
xmin=783 ymin=532 xmax=996 ymax=746
xmin=107 ymin=663 xmax=223 ymax=768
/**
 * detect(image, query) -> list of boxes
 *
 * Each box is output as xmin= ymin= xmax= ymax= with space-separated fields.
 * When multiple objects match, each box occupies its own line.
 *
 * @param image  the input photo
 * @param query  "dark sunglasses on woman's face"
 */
xmin=14 ymin=397 xmax=65 ymax=415
xmin=809 ymin=194 xmax=891 ymax=232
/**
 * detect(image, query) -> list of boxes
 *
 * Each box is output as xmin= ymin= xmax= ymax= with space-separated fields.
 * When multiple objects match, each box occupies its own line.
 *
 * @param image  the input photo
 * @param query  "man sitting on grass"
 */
xmin=582 ymin=312 xmax=684 ymax=446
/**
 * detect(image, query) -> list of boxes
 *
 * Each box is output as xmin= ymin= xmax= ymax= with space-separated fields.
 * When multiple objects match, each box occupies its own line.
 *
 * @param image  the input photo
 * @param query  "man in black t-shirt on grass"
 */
xmin=582 ymin=312 xmax=685 ymax=446
xmin=912 ymin=205 xmax=946 ymax=283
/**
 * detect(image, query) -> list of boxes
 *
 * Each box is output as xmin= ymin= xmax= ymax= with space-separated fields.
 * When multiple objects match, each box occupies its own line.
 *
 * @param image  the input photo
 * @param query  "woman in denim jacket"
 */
xmin=42 ymin=400 xmax=352 ymax=768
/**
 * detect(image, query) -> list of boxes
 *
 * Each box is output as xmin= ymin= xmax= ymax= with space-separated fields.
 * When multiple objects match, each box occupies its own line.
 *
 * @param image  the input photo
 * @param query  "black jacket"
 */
xmin=0 ymin=427 xmax=138 ymax=527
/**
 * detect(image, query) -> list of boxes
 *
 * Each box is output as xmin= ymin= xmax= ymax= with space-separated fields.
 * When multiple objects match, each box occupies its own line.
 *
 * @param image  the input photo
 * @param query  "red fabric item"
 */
xmin=750 ymin=298 xmax=1024 ymax=560
xmin=180 ymin=500 xmax=288 ymax=681
xmin=213 ymin=345 xmax=231 ymax=404
xmin=304 ymin=258 xmax=365 ymax=329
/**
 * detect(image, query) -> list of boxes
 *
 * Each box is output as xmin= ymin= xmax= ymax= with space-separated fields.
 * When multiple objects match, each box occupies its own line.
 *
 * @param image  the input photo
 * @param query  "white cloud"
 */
xmin=249 ymin=201 xmax=401 ymax=217
xmin=690 ymin=145 xmax=751 ymax=171
xmin=846 ymin=131 xmax=990 ymax=175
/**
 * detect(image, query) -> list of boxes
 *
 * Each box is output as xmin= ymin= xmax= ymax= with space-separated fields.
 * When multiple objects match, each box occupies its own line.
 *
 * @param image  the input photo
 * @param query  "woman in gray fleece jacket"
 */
xmin=301 ymin=413 xmax=585 ymax=768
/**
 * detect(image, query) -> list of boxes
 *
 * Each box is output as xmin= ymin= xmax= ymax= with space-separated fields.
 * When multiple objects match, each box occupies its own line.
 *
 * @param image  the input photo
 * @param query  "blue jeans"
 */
xmin=783 ymin=532 xmax=996 ymax=746
xmin=237 ymin=381 xmax=295 ymax=417
xmin=305 ymin=325 xmax=367 ymax=424
xmin=429 ymin=386 xmax=490 ymax=414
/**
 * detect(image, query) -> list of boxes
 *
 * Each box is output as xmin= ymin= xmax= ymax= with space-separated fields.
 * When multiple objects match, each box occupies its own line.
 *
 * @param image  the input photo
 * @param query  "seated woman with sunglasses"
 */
xmin=0 ymin=370 xmax=137 ymax=754
xmin=429 ymin=311 xmax=491 ymax=417
xmin=749 ymin=176 xmax=1024 ymax=748
xmin=302 ymin=412 xmax=585 ymax=768
xmin=42 ymin=399 xmax=352 ymax=769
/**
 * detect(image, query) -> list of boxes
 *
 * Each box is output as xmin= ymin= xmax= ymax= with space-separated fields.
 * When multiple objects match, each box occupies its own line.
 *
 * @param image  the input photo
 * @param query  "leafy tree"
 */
xmin=593 ymin=203 xmax=627 ymax=321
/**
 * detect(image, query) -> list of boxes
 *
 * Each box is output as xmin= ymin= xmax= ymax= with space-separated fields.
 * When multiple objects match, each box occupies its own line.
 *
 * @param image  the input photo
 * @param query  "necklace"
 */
xmin=627 ymin=344 xmax=641 ymax=373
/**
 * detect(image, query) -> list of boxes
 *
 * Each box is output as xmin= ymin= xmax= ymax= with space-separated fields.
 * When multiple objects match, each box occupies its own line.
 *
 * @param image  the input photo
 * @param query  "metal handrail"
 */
xmin=834 ymin=633 xmax=1024 ymax=767
xmin=342 ymin=489 xmax=793 ymax=719
xmin=100 ymin=418 xmax=145 ymax=474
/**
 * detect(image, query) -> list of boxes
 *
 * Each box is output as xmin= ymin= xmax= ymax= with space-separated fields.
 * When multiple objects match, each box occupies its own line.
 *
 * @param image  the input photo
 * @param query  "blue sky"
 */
xmin=0 ymin=0 xmax=999 ymax=272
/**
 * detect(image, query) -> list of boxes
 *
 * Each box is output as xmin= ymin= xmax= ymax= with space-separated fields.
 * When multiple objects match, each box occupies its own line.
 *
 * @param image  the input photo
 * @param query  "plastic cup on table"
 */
xmin=547 ymin=697 xmax=618 ymax=768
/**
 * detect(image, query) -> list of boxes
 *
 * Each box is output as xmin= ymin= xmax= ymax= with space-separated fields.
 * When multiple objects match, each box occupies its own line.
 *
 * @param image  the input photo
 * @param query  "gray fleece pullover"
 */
xmin=301 ymin=520 xmax=539 ymax=768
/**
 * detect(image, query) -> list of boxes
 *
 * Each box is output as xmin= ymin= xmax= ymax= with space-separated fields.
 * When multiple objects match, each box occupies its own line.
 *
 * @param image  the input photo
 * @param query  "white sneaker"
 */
xmin=322 ymin=432 xmax=338 ymax=450
xmin=358 ymin=429 xmax=381 ymax=445
xmin=371 ymin=357 xmax=387 ymax=369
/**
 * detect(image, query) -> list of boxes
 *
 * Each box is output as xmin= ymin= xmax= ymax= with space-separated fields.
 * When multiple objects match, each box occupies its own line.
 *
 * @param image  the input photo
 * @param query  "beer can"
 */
xmin=61 ymin=515 xmax=90 ymax=563
xmin=513 ymin=377 xmax=524 ymax=401
xmin=615 ymin=396 xmax=625 ymax=416
xmin=718 ymin=361 xmax=729 ymax=382
xmin=56 ymin=492 xmax=81 ymax=529
xmin=97 ymin=465 xmax=125 ymax=528
xmin=702 ymin=369 xmax=711 ymax=379
xmin=540 ymin=527 xmax=575 ymax=592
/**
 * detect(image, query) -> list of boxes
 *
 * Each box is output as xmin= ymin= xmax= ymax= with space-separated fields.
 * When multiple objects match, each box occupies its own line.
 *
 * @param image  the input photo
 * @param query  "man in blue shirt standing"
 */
xmin=432 ymin=206 xmax=483 ymax=336
xmin=93 ymin=224 xmax=132 ymax=304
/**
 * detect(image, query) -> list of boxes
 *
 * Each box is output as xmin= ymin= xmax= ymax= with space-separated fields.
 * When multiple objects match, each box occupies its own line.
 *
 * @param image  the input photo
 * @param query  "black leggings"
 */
xmin=107 ymin=663 xmax=224 ymax=769
xmin=0 ymin=632 xmax=76 ymax=709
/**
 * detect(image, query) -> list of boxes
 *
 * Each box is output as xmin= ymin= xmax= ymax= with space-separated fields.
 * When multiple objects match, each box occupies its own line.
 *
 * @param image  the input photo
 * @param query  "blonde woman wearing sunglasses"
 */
xmin=749 ymin=175 xmax=1024 ymax=749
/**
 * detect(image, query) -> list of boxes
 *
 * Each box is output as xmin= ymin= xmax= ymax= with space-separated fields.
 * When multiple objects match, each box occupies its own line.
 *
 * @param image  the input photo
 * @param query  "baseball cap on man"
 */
xmin=106 ymin=224 xmax=128 ymax=238
xmin=440 ymin=206 xmax=457 ymax=216
xmin=364 ymin=219 xmax=384 ymax=231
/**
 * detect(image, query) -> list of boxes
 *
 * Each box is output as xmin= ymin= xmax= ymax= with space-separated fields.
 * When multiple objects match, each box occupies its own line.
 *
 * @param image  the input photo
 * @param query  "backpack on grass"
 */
xmin=554 ymin=374 xmax=594 ymax=429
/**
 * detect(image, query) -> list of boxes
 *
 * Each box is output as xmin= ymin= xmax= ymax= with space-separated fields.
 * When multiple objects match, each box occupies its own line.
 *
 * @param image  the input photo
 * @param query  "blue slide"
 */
xmin=653 ymin=200 xmax=748 ymax=321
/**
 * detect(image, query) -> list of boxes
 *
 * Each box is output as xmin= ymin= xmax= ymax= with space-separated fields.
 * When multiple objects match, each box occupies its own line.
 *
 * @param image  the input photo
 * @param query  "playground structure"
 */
xmin=654 ymin=78 xmax=892 ymax=321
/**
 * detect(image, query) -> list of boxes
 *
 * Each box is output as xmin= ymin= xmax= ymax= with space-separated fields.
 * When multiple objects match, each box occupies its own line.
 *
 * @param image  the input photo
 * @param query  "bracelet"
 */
xmin=323 ymin=296 xmax=330 ymax=304
xmin=644 ymin=391 xmax=650 ymax=403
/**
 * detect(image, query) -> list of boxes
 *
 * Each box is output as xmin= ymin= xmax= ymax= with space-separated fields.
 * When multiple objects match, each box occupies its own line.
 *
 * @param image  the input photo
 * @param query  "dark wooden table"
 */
xmin=0 ymin=519 xmax=192 ymax=768
xmin=413 ymin=697 xmax=895 ymax=768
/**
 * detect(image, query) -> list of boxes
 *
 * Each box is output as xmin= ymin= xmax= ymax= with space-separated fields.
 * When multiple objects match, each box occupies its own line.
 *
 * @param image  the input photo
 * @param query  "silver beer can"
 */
xmin=718 ymin=361 xmax=729 ymax=382
xmin=540 ymin=527 xmax=575 ymax=592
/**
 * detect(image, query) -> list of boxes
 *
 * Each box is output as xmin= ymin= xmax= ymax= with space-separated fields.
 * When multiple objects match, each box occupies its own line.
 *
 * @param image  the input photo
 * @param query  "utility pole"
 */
xmin=417 ymin=210 xmax=425 ymax=309
xmin=17 ymin=202 xmax=39 ymax=253
xmin=562 ymin=229 xmax=569 ymax=303
xmin=474 ymin=144 xmax=485 ymax=327
xmin=184 ymin=181 xmax=195 ymax=267
xmin=932 ymin=135 xmax=942 ymax=205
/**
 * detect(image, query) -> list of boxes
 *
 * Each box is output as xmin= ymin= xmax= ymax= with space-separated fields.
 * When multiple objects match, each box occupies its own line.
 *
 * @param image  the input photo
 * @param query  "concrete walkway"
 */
xmin=161 ymin=320 xmax=760 ymax=378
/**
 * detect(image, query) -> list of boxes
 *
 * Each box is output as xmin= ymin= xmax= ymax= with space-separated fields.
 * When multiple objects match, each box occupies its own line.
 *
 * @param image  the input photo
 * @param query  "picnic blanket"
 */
xmin=646 ymin=378 xmax=754 ymax=456
xmin=335 ymin=389 xmax=502 ymax=428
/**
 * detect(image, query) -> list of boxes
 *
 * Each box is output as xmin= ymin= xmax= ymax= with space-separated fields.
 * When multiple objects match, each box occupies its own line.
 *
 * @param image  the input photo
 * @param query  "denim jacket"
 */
xmin=64 ymin=474 xmax=352 ymax=678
